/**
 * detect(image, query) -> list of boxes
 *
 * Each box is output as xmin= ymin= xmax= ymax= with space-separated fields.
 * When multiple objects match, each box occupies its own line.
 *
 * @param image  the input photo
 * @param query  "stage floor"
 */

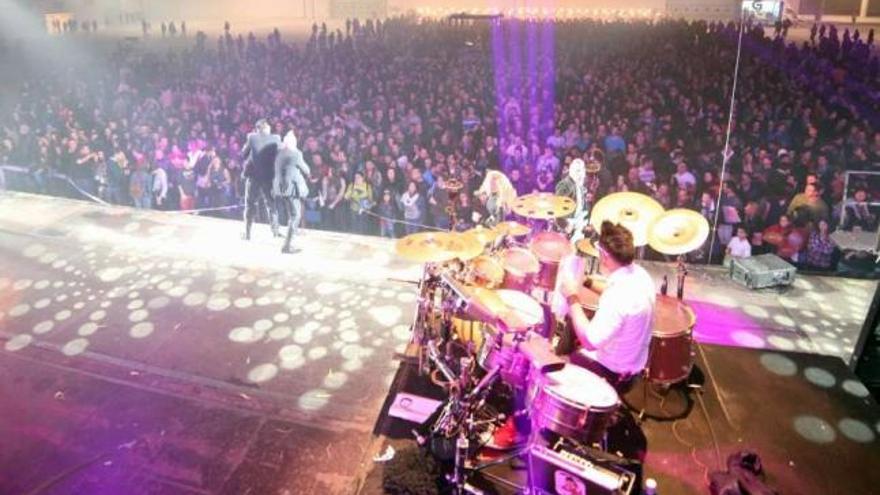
xmin=0 ymin=192 xmax=420 ymax=494
xmin=638 ymin=259 xmax=876 ymax=365
xmin=0 ymin=191 xmax=876 ymax=494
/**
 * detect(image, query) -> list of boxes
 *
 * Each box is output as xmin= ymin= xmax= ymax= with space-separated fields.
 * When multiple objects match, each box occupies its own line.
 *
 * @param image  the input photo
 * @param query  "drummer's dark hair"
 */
xmin=599 ymin=221 xmax=635 ymax=265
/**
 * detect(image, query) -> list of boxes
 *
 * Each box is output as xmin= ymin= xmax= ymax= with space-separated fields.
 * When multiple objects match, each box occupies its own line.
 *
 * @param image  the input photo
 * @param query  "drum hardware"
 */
xmin=676 ymin=256 xmax=688 ymax=300
xmin=445 ymin=178 xmax=464 ymax=232
xmin=646 ymin=208 xmax=708 ymax=300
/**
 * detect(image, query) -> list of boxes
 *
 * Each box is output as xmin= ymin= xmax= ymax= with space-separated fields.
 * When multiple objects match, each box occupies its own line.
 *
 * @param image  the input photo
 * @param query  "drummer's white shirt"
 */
xmin=576 ymin=263 xmax=656 ymax=375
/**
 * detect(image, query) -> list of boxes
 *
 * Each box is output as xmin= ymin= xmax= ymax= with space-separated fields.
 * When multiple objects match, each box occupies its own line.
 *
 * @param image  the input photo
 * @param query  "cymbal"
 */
xmin=465 ymin=287 xmax=541 ymax=331
xmin=395 ymin=232 xmax=483 ymax=263
xmin=575 ymin=238 xmax=599 ymax=258
xmin=465 ymin=226 xmax=501 ymax=246
xmin=590 ymin=192 xmax=665 ymax=246
xmin=493 ymin=221 xmax=530 ymax=237
xmin=647 ymin=208 xmax=710 ymax=255
xmin=511 ymin=193 xmax=576 ymax=220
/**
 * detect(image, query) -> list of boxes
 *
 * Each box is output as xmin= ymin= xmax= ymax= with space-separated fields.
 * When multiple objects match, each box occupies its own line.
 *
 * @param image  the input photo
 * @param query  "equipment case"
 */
xmin=729 ymin=254 xmax=796 ymax=289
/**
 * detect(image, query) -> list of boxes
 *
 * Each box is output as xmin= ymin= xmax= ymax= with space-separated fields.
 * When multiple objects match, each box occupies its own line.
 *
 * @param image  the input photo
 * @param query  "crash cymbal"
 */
xmin=492 ymin=221 xmax=531 ymax=237
xmin=575 ymin=238 xmax=599 ymax=258
xmin=511 ymin=193 xmax=576 ymax=220
xmin=590 ymin=192 xmax=665 ymax=247
xmin=395 ymin=231 xmax=483 ymax=263
xmin=647 ymin=208 xmax=710 ymax=256
xmin=452 ymin=232 xmax=489 ymax=261
xmin=465 ymin=226 xmax=502 ymax=246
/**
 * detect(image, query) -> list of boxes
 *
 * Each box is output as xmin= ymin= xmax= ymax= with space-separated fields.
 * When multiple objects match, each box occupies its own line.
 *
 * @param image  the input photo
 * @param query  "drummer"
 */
xmin=557 ymin=221 xmax=656 ymax=393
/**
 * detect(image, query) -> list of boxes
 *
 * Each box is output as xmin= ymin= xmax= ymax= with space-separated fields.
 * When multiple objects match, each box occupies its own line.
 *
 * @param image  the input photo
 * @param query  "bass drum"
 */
xmin=647 ymin=296 xmax=696 ymax=384
xmin=529 ymin=365 xmax=619 ymax=444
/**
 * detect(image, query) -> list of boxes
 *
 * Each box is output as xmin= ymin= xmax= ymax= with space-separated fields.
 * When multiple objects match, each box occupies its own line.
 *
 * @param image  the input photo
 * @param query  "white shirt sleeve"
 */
xmin=580 ymin=302 xmax=623 ymax=350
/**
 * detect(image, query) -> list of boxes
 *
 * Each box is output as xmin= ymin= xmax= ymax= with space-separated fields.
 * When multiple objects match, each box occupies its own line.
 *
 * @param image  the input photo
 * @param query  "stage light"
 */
xmin=247 ymin=363 xmax=278 ymax=383
xmin=842 ymin=379 xmax=870 ymax=398
xmin=269 ymin=326 xmax=292 ymax=340
xmin=308 ymin=347 xmax=328 ymax=360
xmin=838 ymin=418 xmax=875 ymax=443
xmin=803 ymin=367 xmax=836 ymax=388
xmin=743 ymin=304 xmax=769 ymax=319
xmin=298 ymin=389 xmax=330 ymax=411
xmin=33 ymin=320 xmax=54 ymax=334
xmin=62 ymin=338 xmax=89 ymax=356
xmin=759 ymin=353 xmax=797 ymax=376
xmin=793 ymin=415 xmax=836 ymax=444
xmin=78 ymin=322 xmax=99 ymax=336
xmin=4 ymin=334 xmax=32 ymax=352
xmin=732 ymin=330 xmax=765 ymax=347
xmin=767 ymin=335 xmax=795 ymax=350
xmin=130 ymin=322 xmax=154 ymax=339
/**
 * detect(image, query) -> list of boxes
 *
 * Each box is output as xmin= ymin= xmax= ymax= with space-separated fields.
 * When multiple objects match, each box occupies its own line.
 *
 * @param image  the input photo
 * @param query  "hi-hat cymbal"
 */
xmin=466 ymin=226 xmax=501 ymax=246
xmin=647 ymin=208 xmax=710 ymax=256
xmin=512 ymin=193 xmax=576 ymax=220
xmin=493 ymin=221 xmax=530 ymax=237
xmin=590 ymin=192 xmax=665 ymax=247
xmin=465 ymin=287 xmax=541 ymax=332
xmin=575 ymin=238 xmax=599 ymax=258
xmin=395 ymin=231 xmax=483 ymax=263
xmin=444 ymin=178 xmax=464 ymax=192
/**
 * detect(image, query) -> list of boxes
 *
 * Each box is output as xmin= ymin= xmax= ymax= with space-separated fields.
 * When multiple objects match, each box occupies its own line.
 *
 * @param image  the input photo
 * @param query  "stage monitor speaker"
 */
xmin=528 ymin=444 xmax=637 ymax=495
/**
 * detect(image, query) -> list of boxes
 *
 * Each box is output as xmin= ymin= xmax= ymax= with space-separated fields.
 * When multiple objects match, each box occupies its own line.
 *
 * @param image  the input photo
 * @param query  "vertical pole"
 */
xmin=707 ymin=8 xmax=747 ymax=264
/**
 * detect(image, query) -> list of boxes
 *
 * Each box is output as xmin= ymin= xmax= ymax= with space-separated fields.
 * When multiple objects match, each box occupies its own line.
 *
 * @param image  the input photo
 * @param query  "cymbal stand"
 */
xmin=415 ymin=264 xmax=441 ymax=375
xmin=676 ymin=255 xmax=688 ymax=300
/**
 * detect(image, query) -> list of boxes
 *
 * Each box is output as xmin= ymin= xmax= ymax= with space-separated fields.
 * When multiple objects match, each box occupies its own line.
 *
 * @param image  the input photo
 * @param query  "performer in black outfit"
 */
xmin=241 ymin=119 xmax=281 ymax=240
xmin=274 ymin=131 xmax=311 ymax=253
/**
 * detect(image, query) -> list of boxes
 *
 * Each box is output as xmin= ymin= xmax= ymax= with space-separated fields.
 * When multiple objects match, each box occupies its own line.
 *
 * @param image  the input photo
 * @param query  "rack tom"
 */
xmin=500 ymin=247 xmax=540 ymax=291
xmin=467 ymin=255 xmax=504 ymax=289
xmin=529 ymin=232 xmax=574 ymax=291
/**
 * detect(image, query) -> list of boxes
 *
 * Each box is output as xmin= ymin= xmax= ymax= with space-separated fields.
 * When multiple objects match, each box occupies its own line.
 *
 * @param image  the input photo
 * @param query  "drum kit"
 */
xmin=394 ymin=190 xmax=711 ymax=493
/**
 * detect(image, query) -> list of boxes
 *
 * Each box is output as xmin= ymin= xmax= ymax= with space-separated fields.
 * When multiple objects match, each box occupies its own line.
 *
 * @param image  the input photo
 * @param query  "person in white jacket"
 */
xmin=151 ymin=163 xmax=168 ymax=210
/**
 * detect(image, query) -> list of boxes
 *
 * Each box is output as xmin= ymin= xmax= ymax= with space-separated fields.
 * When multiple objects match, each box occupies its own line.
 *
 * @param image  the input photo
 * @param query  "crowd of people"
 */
xmin=1 ymin=16 xmax=878 ymax=271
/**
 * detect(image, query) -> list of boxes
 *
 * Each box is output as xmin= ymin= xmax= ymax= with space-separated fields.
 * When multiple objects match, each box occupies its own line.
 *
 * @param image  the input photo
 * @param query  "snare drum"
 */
xmin=500 ymin=247 xmax=540 ymax=291
xmin=529 ymin=232 xmax=574 ymax=291
xmin=478 ymin=332 xmax=532 ymax=388
xmin=529 ymin=365 xmax=620 ymax=444
xmin=476 ymin=290 xmax=546 ymax=387
xmin=647 ymin=296 xmax=696 ymax=384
